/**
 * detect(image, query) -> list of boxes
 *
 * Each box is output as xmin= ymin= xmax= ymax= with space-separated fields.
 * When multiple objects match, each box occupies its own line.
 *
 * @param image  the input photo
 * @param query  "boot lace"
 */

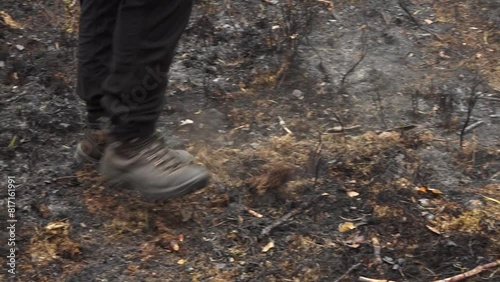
xmin=138 ymin=135 xmax=182 ymax=171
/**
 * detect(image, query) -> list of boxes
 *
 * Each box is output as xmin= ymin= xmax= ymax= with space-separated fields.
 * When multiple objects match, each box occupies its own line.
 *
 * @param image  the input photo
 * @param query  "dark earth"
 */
xmin=1 ymin=0 xmax=499 ymax=281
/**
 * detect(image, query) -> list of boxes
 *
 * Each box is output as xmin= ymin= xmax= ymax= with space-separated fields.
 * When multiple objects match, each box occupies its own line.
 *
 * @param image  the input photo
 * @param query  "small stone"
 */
xmin=16 ymin=45 xmax=25 ymax=51
xmin=466 ymin=199 xmax=483 ymax=210
xmin=292 ymin=89 xmax=304 ymax=99
xmin=418 ymin=198 xmax=430 ymax=207
xmin=397 ymin=258 xmax=406 ymax=265
xmin=205 ymin=66 xmax=217 ymax=74
xmin=215 ymin=263 xmax=226 ymax=270
xmin=185 ymin=266 xmax=194 ymax=272
xmin=383 ymin=256 xmax=395 ymax=264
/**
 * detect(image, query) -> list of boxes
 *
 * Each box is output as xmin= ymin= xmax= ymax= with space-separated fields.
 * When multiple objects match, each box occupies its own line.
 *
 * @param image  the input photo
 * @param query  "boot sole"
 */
xmin=101 ymin=169 xmax=210 ymax=201
xmin=141 ymin=172 xmax=209 ymax=201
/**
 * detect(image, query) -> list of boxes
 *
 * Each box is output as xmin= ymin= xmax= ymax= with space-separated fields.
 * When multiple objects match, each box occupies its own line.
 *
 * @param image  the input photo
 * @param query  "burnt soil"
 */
xmin=0 ymin=0 xmax=499 ymax=281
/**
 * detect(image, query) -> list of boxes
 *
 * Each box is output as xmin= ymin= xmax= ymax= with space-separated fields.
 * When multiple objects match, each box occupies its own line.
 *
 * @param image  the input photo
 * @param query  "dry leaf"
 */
xmin=426 ymin=225 xmax=441 ymax=235
xmin=424 ymin=19 xmax=433 ymax=25
xmin=262 ymin=241 xmax=275 ymax=253
xmin=248 ymin=209 xmax=263 ymax=218
xmin=417 ymin=186 xmax=443 ymax=196
xmin=180 ymin=119 xmax=194 ymax=126
xmin=416 ymin=186 xmax=427 ymax=192
xmin=170 ymin=240 xmax=180 ymax=252
xmin=0 ymin=11 xmax=24 ymax=29
xmin=347 ymin=191 xmax=360 ymax=198
xmin=178 ymin=234 xmax=184 ymax=242
xmin=428 ymin=187 xmax=443 ymax=195
xmin=338 ymin=222 xmax=356 ymax=233
xmin=439 ymin=50 xmax=451 ymax=59
xmin=177 ymin=259 xmax=186 ymax=265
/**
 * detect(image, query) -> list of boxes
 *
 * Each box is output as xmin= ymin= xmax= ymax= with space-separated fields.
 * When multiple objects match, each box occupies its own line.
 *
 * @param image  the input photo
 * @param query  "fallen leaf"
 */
xmin=416 ymin=186 xmax=427 ymax=192
xmin=439 ymin=50 xmax=451 ymax=59
xmin=180 ymin=119 xmax=194 ymax=126
xmin=426 ymin=225 xmax=441 ymax=235
xmin=338 ymin=222 xmax=356 ymax=233
xmin=177 ymin=259 xmax=186 ymax=265
xmin=0 ymin=11 xmax=24 ymax=29
xmin=178 ymin=234 xmax=184 ymax=242
xmin=417 ymin=186 xmax=443 ymax=195
xmin=424 ymin=19 xmax=433 ymax=25
xmin=347 ymin=191 xmax=359 ymax=198
xmin=262 ymin=240 xmax=275 ymax=253
xmin=428 ymin=187 xmax=443 ymax=195
xmin=170 ymin=240 xmax=180 ymax=252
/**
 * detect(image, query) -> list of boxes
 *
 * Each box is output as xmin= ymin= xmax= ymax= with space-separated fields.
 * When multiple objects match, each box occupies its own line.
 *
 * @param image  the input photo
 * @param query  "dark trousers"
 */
xmin=77 ymin=0 xmax=193 ymax=138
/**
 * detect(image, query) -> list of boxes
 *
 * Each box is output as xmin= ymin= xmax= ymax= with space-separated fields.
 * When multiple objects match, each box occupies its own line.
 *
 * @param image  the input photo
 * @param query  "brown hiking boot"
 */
xmin=74 ymin=129 xmax=194 ymax=166
xmin=100 ymin=133 xmax=209 ymax=200
xmin=74 ymin=128 xmax=108 ymax=165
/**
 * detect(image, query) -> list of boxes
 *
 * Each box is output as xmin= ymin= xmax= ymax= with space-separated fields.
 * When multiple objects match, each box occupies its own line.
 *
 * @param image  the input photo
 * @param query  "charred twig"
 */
xmin=274 ymin=0 xmax=316 ymax=92
xmin=478 ymin=96 xmax=500 ymax=102
xmin=461 ymin=120 xmax=484 ymax=134
xmin=459 ymin=76 xmax=482 ymax=147
xmin=331 ymin=112 xmax=346 ymax=136
xmin=260 ymin=138 xmax=324 ymax=239
xmin=259 ymin=194 xmax=324 ymax=239
xmin=411 ymin=90 xmax=420 ymax=117
xmin=339 ymin=32 xmax=367 ymax=93
xmin=381 ymin=124 xmax=416 ymax=132
xmin=338 ymin=0 xmax=368 ymax=94
xmin=312 ymin=133 xmax=323 ymax=188
xmin=333 ymin=263 xmax=361 ymax=282
xmin=305 ymin=35 xmax=331 ymax=82
xmin=374 ymin=91 xmax=388 ymax=129
xmin=433 ymin=259 xmax=500 ymax=282
xmin=397 ymin=0 xmax=443 ymax=41
xmin=439 ymin=90 xmax=454 ymax=128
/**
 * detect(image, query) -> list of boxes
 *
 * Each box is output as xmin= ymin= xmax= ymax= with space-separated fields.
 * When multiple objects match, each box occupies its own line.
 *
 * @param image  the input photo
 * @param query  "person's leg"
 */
xmin=98 ymin=0 xmax=209 ymax=200
xmin=100 ymin=0 xmax=193 ymax=138
xmin=77 ymin=0 xmax=121 ymax=126
xmin=75 ymin=0 xmax=121 ymax=164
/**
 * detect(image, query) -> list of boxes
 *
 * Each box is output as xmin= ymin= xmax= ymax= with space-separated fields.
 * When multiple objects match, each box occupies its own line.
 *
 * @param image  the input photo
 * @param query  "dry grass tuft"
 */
xmin=250 ymin=162 xmax=295 ymax=194
xmin=189 ymin=135 xmax=314 ymax=190
xmin=27 ymin=221 xmax=80 ymax=266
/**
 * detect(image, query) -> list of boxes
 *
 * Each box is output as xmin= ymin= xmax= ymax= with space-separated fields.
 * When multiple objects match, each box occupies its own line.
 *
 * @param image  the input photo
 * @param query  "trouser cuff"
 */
xmin=110 ymin=122 xmax=156 ymax=140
